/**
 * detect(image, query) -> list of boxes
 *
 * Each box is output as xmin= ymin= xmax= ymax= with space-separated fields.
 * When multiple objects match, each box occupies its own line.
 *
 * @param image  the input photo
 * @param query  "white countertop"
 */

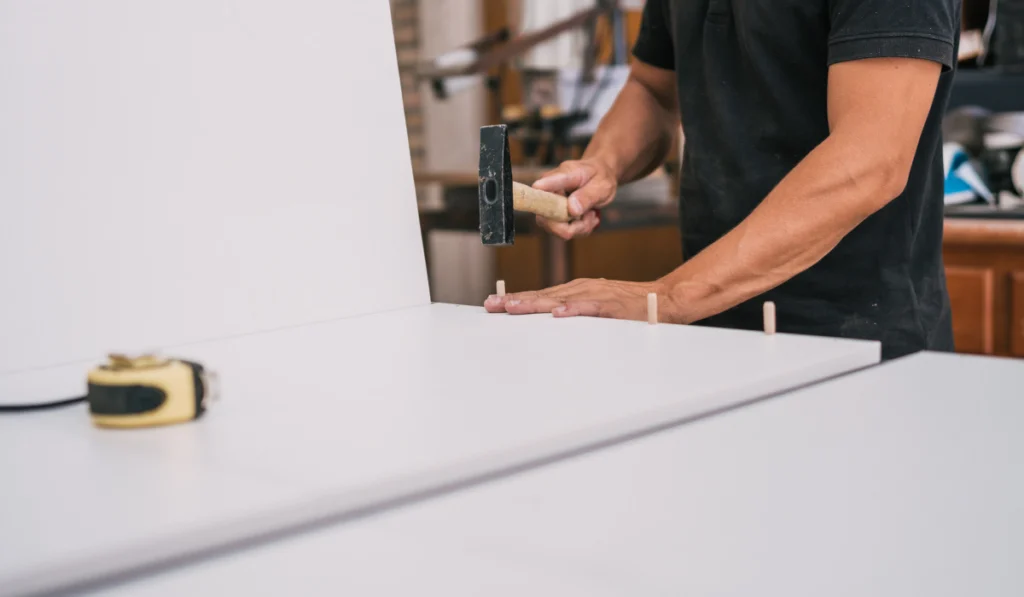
xmin=86 ymin=352 xmax=1024 ymax=597
xmin=0 ymin=304 xmax=878 ymax=596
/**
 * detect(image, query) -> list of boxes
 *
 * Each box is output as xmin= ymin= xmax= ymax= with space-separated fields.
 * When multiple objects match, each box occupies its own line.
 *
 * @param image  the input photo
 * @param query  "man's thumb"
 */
xmin=533 ymin=163 xmax=590 ymax=195
xmin=567 ymin=184 xmax=606 ymax=218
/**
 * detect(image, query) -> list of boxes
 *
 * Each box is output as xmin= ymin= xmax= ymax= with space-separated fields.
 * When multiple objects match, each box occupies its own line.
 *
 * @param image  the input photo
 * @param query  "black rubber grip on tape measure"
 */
xmin=184 ymin=361 xmax=207 ymax=418
xmin=87 ymin=384 xmax=166 ymax=415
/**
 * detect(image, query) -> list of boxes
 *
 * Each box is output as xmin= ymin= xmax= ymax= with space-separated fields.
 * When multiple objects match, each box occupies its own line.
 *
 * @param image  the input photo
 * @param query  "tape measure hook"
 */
xmin=201 ymin=369 xmax=221 ymax=408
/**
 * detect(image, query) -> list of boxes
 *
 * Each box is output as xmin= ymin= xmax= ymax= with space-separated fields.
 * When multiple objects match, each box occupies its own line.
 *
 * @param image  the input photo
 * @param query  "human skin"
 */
xmin=484 ymin=57 xmax=942 ymax=324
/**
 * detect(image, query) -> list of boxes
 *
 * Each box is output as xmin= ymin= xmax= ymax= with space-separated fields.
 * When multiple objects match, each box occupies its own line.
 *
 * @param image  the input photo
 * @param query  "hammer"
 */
xmin=478 ymin=124 xmax=572 ymax=246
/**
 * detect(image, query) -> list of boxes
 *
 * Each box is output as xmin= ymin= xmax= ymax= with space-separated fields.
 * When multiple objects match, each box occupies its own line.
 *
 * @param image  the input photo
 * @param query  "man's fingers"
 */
xmin=531 ymin=172 xmax=572 ymax=194
xmin=561 ymin=212 xmax=601 ymax=238
xmin=555 ymin=300 xmax=628 ymax=320
xmin=533 ymin=166 xmax=588 ymax=195
xmin=552 ymin=301 xmax=604 ymax=318
xmin=504 ymin=295 xmax=565 ymax=315
xmin=536 ymin=216 xmax=575 ymax=240
xmin=484 ymin=294 xmax=507 ymax=312
xmin=578 ymin=211 xmax=601 ymax=234
xmin=484 ymin=290 xmax=545 ymax=312
xmin=567 ymin=179 xmax=615 ymax=218
xmin=486 ymin=278 xmax=646 ymax=321
xmin=539 ymin=278 xmax=587 ymax=296
xmin=536 ymin=212 xmax=600 ymax=240
xmin=537 ymin=172 xmax=610 ymax=219
xmin=532 ymin=160 xmax=615 ymax=218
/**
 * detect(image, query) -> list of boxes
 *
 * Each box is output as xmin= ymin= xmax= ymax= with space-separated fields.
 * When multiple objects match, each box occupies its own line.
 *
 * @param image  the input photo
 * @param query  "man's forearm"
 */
xmin=658 ymin=129 xmax=907 ymax=323
xmin=656 ymin=57 xmax=940 ymax=325
xmin=582 ymin=74 xmax=678 ymax=185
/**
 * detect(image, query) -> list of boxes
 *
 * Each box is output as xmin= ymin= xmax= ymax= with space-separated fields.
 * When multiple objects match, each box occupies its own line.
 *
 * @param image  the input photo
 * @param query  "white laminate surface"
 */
xmin=0 ymin=0 xmax=428 ymax=404
xmin=88 ymin=352 xmax=1024 ymax=597
xmin=0 ymin=304 xmax=879 ymax=596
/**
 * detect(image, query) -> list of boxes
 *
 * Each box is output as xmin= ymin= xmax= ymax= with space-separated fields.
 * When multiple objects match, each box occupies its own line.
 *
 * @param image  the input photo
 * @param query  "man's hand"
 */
xmin=531 ymin=159 xmax=618 ymax=240
xmin=484 ymin=278 xmax=675 ymax=322
xmin=526 ymin=59 xmax=679 ymax=241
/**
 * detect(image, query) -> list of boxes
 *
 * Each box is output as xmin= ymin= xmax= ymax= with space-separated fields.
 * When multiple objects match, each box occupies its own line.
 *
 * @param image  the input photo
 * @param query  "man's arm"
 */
xmin=578 ymin=61 xmax=680 ymax=187
xmin=530 ymin=59 xmax=679 ymax=240
xmin=485 ymin=56 xmax=942 ymax=321
xmin=657 ymin=57 xmax=941 ymax=323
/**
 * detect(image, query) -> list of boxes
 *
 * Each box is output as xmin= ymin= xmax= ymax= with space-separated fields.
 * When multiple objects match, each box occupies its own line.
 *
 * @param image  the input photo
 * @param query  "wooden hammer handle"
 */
xmin=512 ymin=181 xmax=571 ymax=222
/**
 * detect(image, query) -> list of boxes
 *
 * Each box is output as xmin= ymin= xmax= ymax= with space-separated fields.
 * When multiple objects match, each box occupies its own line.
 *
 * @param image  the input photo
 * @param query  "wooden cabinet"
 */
xmin=496 ymin=225 xmax=682 ymax=292
xmin=946 ymin=266 xmax=995 ymax=354
xmin=1013 ymin=273 xmax=1024 ymax=357
xmin=944 ymin=219 xmax=1024 ymax=357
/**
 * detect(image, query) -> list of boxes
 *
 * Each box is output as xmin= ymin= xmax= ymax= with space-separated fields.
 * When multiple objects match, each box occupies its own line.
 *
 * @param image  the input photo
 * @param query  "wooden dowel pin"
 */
xmin=496 ymin=280 xmax=506 ymax=297
xmin=763 ymin=301 xmax=776 ymax=335
xmin=648 ymin=293 xmax=658 ymax=325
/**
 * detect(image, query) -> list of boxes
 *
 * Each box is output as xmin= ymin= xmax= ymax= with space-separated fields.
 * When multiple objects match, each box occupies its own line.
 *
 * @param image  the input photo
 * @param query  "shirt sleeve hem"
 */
xmin=828 ymin=35 xmax=954 ymax=71
xmin=631 ymin=42 xmax=675 ymax=71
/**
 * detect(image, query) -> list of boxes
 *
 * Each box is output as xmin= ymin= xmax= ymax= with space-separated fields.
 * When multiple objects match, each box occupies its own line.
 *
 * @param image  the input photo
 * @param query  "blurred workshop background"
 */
xmin=391 ymin=0 xmax=1024 ymax=359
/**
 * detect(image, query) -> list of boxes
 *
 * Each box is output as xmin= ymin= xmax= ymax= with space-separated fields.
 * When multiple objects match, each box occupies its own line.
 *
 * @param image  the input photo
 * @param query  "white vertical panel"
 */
xmin=428 ymin=232 xmax=495 ymax=304
xmin=419 ymin=0 xmax=484 ymax=172
xmin=0 ymin=1 xmax=429 ymax=402
xmin=418 ymin=0 xmax=494 ymax=303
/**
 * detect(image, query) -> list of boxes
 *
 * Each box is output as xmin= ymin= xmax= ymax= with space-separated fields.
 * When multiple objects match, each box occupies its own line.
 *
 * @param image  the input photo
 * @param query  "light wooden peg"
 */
xmin=648 ymin=293 xmax=658 ymax=325
xmin=763 ymin=301 xmax=776 ymax=335
xmin=496 ymin=280 xmax=506 ymax=297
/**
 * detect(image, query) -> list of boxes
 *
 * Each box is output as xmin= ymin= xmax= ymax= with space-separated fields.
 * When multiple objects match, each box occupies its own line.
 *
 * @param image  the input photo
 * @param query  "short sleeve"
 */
xmin=632 ymin=0 xmax=675 ymax=70
xmin=828 ymin=0 xmax=959 ymax=71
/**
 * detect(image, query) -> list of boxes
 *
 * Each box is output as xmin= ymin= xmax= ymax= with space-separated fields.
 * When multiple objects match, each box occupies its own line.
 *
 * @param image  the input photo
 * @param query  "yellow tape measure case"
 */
xmin=87 ymin=355 xmax=210 ymax=428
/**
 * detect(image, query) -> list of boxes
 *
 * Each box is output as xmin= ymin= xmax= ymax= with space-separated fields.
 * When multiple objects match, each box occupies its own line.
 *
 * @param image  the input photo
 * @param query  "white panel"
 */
xmin=0 ymin=304 xmax=879 ymax=596
xmin=0 ymin=1 xmax=429 ymax=403
xmin=88 ymin=352 xmax=1024 ymax=597
xmin=419 ymin=0 xmax=483 ymax=172
xmin=0 ymin=420 xmax=314 ymax=596
xmin=427 ymin=231 xmax=494 ymax=304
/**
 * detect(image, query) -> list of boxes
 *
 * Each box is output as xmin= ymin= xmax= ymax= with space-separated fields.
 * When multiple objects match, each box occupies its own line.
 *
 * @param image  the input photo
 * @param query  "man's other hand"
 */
xmin=484 ymin=278 xmax=678 ymax=322
xmin=531 ymin=159 xmax=617 ymax=240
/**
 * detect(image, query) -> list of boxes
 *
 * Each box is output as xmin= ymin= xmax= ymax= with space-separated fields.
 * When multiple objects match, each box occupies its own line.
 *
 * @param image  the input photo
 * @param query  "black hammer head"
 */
xmin=479 ymin=124 xmax=515 ymax=246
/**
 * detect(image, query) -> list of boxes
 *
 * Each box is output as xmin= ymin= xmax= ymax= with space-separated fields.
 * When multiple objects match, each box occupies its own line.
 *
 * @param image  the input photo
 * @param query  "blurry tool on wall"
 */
xmin=511 ymin=0 xmax=631 ymax=166
xmin=418 ymin=26 xmax=511 ymax=120
xmin=418 ymin=0 xmax=627 ymax=167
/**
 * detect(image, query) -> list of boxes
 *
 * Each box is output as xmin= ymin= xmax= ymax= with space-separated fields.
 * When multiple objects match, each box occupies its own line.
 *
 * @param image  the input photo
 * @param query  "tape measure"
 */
xmin=87 ymin=354 xmax=215 ymax=428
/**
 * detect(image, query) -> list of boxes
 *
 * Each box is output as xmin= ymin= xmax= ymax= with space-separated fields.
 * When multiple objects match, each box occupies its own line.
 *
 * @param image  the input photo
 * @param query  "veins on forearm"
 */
xmin=659 ymin=135 xmax=895 ymax=323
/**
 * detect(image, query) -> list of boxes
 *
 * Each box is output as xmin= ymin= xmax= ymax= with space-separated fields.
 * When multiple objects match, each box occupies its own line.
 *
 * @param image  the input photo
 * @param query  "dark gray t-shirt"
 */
xmin=634 ymin=0 xmax=960 ymax=360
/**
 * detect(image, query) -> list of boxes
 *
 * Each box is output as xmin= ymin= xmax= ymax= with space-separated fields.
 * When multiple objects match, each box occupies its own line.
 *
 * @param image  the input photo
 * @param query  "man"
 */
xmin=485 ymin=0 xmax=960 ymax=361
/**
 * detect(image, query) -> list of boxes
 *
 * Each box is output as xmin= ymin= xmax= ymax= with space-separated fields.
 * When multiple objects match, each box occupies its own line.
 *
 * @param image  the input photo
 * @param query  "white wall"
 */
xmin=0 ymin=1 xmax=429 ymax=402
xmin=419 ymin=0 xmax=486 ymax=173
xmin=418 ymin=0 xmax=495 ymax=305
